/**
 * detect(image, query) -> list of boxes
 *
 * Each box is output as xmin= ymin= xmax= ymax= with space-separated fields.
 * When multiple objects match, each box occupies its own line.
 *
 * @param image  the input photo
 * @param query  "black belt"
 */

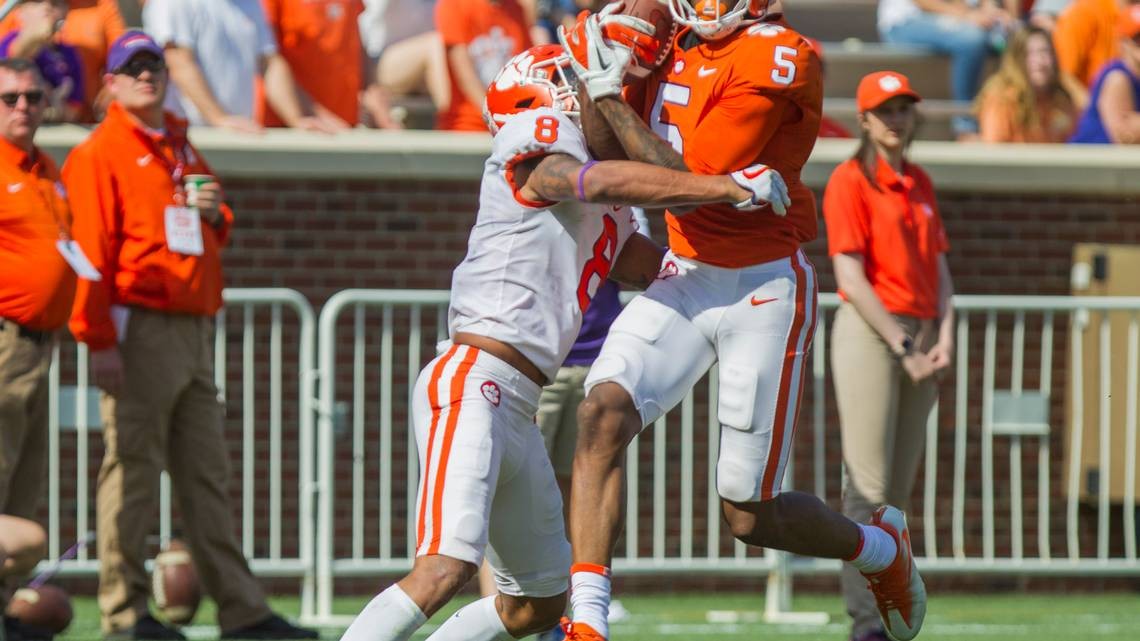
xmin=0 ymin=319 xmax=51 ymax=343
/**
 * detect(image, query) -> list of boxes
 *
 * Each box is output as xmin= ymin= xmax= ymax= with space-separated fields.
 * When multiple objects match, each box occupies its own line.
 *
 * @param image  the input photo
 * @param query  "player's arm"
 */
xmin=591 ymin=95 xmax=688 ymax=171
xmin=1097 ymin=70 xmax=1140 ymax=144
xmin=608 ymin=232 xmax=665 ymax=290
xmin=515 ymin=153 xmax=749 ymax=208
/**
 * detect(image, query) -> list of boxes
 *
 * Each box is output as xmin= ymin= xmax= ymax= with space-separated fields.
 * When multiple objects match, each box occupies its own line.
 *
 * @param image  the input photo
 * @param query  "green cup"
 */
xmin=183 ymin=174 xmax=215 ymax=208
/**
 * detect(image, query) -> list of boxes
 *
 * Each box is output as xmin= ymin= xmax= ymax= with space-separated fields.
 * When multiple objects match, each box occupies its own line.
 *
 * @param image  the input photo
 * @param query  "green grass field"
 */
xmin=53 ymin=592 xmax=1140 ymax=641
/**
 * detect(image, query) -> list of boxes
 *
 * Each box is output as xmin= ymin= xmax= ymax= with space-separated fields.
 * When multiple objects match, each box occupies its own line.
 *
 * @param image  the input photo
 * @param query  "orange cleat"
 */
xmin=559 ymin=617 xmax=607 ymax=641
xmin=861 ymin=506 xmax=927 ymax=641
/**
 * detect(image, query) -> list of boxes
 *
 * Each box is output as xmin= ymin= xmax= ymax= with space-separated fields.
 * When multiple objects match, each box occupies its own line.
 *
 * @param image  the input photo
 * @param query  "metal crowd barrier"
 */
xmin=36 ymin=288 xmax=1140 ymax=626
xmin=311 ymin=290 xmax=1140 ymax=623
xmin=40 ymin=288 xmax=317 ymax=618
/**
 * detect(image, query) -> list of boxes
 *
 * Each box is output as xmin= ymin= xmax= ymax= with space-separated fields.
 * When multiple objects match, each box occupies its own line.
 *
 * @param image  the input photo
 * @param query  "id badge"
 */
xmin=56 ymin=239 xmax=102 ymax=280
xmin=164 ymin=206 xmax=204 ymax=256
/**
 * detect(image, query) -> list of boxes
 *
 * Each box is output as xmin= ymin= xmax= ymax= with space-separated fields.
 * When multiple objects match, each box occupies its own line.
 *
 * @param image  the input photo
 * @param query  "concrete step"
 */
xmin=823 ymin=98 xmax=972 ymax=141
xmin=784 ymin=0 xmax=881 ymax=43
xmin=821 ymin=41 xmax=954 ymax=100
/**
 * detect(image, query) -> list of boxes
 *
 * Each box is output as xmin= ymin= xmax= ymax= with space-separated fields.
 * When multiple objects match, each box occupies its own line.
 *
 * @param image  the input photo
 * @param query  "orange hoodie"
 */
xmin=0 ymin=138 xmax=76 ymax=330
xmin=65 ymin=101 xmax=233 ymax=350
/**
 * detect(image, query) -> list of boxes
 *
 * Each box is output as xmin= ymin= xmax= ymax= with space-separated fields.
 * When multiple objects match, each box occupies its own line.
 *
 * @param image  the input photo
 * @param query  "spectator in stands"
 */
xmin=359 ymin=0 xmax=447 ymax=127
xmin=0 ymin=0 xmax=126 ymax=122
xmin=261 ymin=0 xmax=393 ymax=129
xmin=434 ymin=0 xmax=531 ymax=132
xmin=877 ymin=0 xmax=1013 ymax=136
xmin=1031 ymin=0 xmax=1074 ymax=30
xmin=1070 ymin=4 xmax=1140 ymax=142
xmin=63 ymin=31 xmax=319 ymax=641
xmin=0 ymin=57 xmax=75 ymax=641
xmin=823 ymin=71 xmax=955 ymax=641
xmin=143 ymin=0 xmax=340 ymax=134
xmin=976 ymin=27 xmax=1078 ymax=141
xmin=0 ymin=0 xmax=85 ymax=122
xmin=806 ymin=37 xmax=853 ymax=138
xmin=1053 ymin=0 xmax=1140 ymax=107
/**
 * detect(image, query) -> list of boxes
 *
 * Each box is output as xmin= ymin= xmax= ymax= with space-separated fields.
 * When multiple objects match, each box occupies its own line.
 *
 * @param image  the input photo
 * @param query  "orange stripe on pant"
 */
xmin=416 ymin=343 xmax=460 ymax=550
xmin=760 ymin=253 xmax=815 ymax=499
xmin=426 ymin=346 xmax=480 ymax=555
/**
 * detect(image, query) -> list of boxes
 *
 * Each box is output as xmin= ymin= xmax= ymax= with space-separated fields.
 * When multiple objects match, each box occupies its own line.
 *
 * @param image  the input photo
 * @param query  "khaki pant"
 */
xmin=830 ymin=304 xmax=938 ymax=639
xmin=97 ymin=308 xmax=270 ymax=633
xmin=0 ymin=321 xmax=52 ymax=610
xmin=535 ymin=365 xmax=589 ymax=478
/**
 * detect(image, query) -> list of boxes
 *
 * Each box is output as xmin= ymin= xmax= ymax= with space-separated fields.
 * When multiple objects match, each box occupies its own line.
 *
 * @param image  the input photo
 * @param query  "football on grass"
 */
xmin=153 ymin=539 xmax=202 ymax=625
xmin=614 ymin=0 xmax=677 ymax=78
xmin=7 ymin=584 xmax=74 ymax=634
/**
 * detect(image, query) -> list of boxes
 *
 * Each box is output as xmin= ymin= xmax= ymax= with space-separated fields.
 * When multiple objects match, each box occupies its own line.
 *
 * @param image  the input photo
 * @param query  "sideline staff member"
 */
xmin=64 ymin=31 xmax=317 ymax=641
xmin=823 ymin=71 xmax=956 ymax=641
xmin=0 ymin=57 xmax=77 ymax=641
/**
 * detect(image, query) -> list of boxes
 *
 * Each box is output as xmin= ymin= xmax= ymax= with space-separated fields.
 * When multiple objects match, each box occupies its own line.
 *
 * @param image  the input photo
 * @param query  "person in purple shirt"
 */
xmin=1070 ymin=6 xmax=1140 ymax=144
xmin=0 ymin=0 xmax=84 ymax=123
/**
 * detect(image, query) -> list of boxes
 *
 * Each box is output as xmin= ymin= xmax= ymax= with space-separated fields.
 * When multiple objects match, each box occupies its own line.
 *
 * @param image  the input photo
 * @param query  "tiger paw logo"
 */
xmin=481 ymin=381 xmax=501 ymax=407
xmin=656 ymin=260 xmax=679 ymax=280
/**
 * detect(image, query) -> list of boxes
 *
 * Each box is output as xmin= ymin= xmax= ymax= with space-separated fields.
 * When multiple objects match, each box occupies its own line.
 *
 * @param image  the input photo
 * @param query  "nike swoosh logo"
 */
xmin=697 ymin=66 xmax=717 ymax=77
xmin=750 ymin=296 xmax=777 ymax=306
xmin=137 ymin=154 xmax=153 ymax=167
xmin=7 ymin=183 xmax=22 ymax=193
xmin=742 ymin=167 xmax=768 ymax=179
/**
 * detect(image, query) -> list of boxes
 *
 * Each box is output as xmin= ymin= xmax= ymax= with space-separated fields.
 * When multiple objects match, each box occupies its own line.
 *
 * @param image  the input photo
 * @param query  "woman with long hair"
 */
xmin=975 ymin=27 xmax=1078 ymax=142
xmin=823 ymin=71 xmax=956 ymax=641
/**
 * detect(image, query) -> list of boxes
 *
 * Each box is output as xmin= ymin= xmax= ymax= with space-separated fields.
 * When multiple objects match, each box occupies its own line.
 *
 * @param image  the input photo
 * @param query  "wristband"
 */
xmin=576 ymin=160 xmax=599 ymax=202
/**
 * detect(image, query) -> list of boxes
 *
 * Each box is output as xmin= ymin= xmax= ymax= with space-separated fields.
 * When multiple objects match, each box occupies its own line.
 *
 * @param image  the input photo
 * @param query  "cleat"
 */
xmin=559 ymin=617 xmax=607 ymax=641
xmin=861 ymin=506 xmax=926 ymax=641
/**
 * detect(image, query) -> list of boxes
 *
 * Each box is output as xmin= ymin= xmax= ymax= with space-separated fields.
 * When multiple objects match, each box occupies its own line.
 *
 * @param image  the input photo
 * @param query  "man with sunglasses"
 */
xmin=0 ymin=57 xmax=75 ymax=641
xmin=0 ymin=0 xmax=85 ymax=122
xmin=63 ymin=31 xmax=319 ymax=641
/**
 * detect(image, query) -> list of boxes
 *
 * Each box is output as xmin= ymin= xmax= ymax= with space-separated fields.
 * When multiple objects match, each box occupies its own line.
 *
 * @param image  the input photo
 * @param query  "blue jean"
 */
xmin=883 ymin=12 xmax=991 ymax=134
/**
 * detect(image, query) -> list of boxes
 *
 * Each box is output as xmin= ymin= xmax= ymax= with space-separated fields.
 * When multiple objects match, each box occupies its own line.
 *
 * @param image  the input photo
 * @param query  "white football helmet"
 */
xmin=668 ymin=0 xmax=771 ymax=41
xmin=482 ymin=44 xmax=581 ymax=135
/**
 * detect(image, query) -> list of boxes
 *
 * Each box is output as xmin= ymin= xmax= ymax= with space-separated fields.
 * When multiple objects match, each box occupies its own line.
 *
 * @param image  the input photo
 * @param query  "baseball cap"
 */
xmin=1119 ymin=4 xmax=1140 ymax=39
xmin=107 ymin=30 xmax=165 ymax=74
xmin=856 ymin=71 xmax=922 ymax=112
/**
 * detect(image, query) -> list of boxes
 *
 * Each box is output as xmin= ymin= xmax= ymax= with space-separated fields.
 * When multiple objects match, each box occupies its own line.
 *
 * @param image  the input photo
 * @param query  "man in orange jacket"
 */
xmin=0 ymin=57 xmax=75 ymax=641
xmin=64 ymin=31 xmax=318 ymax=641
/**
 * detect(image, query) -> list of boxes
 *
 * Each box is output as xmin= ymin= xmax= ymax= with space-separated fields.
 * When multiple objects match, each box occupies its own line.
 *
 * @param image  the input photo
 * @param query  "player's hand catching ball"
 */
xmin=558 ymin=3 xmax=657 ymax=100
xmin=729 ymin=164 xmax=792 ymax=215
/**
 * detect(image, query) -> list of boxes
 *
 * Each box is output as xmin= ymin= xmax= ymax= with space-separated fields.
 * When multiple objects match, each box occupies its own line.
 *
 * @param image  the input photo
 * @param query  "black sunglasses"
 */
xmin=115 ymin=57 xmax=167 ymax=78
xmin=0 ymin=90 xmax=45 ymax=107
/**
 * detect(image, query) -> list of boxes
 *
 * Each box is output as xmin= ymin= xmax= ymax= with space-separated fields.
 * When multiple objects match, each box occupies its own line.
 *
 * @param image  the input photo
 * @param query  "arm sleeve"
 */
xmin=100 ymin=0 xmax=127 ymax=47
xmin=915 ymin=168 xmax=950 ymax=253
xmin=143 ymin=0 xmax=196 ymax=48
xmin=1052 ymin=11 xmax=1089 ymax=84
xmin=435 ymin=0 xmax=470 ymax=47
xmin=251 ymin=2 xmax=279 ymax=58
xmin=822 ymin=163 xmax=870 ymax=257
xmin=63 ymin=145 xmax=122 ymax=350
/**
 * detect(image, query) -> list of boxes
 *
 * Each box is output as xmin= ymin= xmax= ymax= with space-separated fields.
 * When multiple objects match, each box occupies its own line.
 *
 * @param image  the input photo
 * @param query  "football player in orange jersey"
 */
xmin=554 ymin=4 xmax=928 ymax=641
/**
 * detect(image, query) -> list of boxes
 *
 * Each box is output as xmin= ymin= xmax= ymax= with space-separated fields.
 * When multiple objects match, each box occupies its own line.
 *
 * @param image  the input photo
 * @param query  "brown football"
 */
xmin=6 ymin=584 xmax=74 ymax=634
xmin=152 ymin=539 xmax=202 ymax=625
xmin=614 ymin=0 xmax=677 ymax=78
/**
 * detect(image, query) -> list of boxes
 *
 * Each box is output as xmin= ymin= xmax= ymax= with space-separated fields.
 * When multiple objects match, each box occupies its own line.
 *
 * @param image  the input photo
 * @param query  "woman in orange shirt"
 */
xmin=823 ymin=71 xmax=956 ymax=641
xmin=976 ymin=27 xmax=1078 ymax=142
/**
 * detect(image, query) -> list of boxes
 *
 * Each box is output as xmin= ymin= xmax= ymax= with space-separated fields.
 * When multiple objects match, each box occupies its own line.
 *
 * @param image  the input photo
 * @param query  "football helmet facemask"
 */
xmin=668 ymin=0 xmax=771 ymax=41
xmin=483 ymin=44 xmax=581 ymax=135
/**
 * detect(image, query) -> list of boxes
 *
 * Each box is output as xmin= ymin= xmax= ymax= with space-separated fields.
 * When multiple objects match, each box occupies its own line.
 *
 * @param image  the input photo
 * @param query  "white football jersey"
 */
xmin=449 ymin=107 xmax=637 ymax=382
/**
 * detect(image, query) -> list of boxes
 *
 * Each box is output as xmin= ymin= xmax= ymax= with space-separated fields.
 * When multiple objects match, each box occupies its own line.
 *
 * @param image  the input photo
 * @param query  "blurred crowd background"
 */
xmin=1 ymin=0 xmax=1137 ymax=144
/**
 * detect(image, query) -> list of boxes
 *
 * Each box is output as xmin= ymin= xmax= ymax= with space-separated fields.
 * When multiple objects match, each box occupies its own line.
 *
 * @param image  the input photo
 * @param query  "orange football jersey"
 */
xmin=628 ymin=18 xmax=822 ymax=268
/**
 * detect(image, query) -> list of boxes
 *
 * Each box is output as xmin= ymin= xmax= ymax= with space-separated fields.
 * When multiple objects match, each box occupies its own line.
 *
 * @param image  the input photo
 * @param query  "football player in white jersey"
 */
xmin=338 ymin=43 xmax=791 ymax=641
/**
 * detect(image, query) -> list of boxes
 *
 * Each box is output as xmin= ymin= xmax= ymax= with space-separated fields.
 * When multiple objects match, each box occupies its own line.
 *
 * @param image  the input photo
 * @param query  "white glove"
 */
xmin=558 ymin=3 xmax=655 ymax=100
xmin=730 ymin=164 xmax=792 ymax=215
